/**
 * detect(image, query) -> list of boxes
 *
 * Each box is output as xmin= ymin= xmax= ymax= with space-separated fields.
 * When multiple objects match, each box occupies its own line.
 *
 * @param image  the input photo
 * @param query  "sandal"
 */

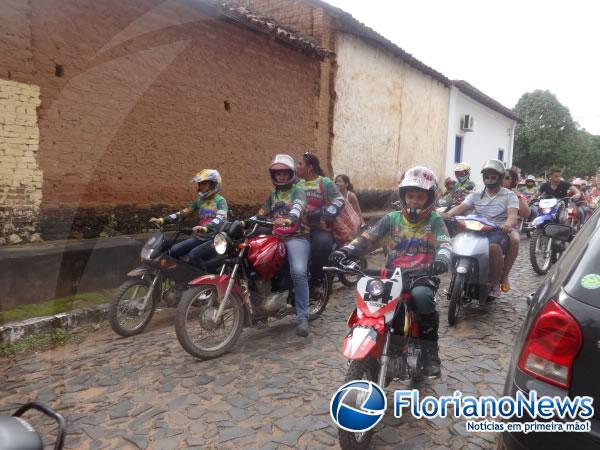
xmin=501 ymin=282 xmax=510 ymax=293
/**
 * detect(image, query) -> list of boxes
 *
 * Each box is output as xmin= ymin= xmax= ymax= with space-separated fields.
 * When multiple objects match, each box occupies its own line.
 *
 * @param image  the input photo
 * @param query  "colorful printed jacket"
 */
xmin=451 ymin=180 xmax=476 ymax=206
xmin=296 ymin=176 xmax=345 ymax=229
xmin=260 ymin=185 xmax=308 ymax=239
xmin=162 ymin=194 xmax=228 ymax=228
xmin=346 ymin=211 xmax=452 ymax=270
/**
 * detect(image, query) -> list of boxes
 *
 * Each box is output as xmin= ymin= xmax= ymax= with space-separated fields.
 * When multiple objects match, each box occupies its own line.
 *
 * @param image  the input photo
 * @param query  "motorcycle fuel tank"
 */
xmin=247 ymin=235 xmax=286 ymax=280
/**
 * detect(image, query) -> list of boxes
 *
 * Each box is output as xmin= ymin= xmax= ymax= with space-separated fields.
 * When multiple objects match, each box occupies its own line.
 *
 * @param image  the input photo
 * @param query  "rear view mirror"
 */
xmin=544 ymin=224 xmax=572 ymax=241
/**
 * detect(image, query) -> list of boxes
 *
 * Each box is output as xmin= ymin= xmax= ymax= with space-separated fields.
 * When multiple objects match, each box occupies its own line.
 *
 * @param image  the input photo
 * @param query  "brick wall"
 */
xmin=0 ymin=0 xmax=326 ymax=241
xmin=0 ymin=79 xmax=43 ymax=244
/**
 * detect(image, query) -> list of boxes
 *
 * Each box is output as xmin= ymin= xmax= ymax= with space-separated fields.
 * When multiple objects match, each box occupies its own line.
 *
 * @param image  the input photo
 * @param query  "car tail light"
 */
xmin=518 ymin=300 xmax=582 ymax=389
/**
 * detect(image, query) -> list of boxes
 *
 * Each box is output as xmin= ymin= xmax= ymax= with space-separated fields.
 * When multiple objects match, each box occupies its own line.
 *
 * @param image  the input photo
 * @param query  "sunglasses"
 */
xmin=504 ymin=176 xmax=512 ymax=180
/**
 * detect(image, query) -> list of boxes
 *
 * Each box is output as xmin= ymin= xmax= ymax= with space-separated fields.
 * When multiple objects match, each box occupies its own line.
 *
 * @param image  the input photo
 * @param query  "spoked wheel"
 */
xmin=175 ymin=285 xmax=244 ymax=359
xmin=338 ymin=358 xmax=381 ymax=450
xmin=529 ymin=230 xmax=553 ymax=275
xmin=109 ymin=278 xmax=158 ymax=337
xmin=448 ymin=273 xmax=466 ymax=326
xmin=308 ymin=274 xmax=331 ymax=321
xmin=338 ymin=257 xmax=367 ymax=287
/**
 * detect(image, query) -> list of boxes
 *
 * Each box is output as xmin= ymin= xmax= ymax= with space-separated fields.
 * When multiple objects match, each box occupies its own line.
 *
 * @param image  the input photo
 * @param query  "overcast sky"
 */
xmin=324 ymin=0 xmax=600 ymax=134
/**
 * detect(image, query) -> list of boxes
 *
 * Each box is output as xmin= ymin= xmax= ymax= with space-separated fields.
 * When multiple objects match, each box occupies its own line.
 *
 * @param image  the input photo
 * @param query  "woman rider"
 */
xmin=259 ymin=154 xmax=311 ymax=337
xmin=150 ymin=169 xmax=227 ymax=268
xmin=296 ymin=152 xmax=345 ymax=299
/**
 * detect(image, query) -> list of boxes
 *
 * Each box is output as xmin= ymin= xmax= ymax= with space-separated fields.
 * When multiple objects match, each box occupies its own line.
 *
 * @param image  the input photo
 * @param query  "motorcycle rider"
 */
xmin=444 ymin=160 xmax=519 ymax=299
xmin=259 ymin=154 xmax=311 ymax=337
xmin=518 ymin=174 xmax=538 ymax=197
xmin=150 ymin=169 xmax=228 ymax=267
xmin=296 ymin=152 xmax=345 ymax=300
xmin=571 ymin=178 xmax=589 ymax=225
xmin=501 ymin=168 xmax=530 ymax=292
xmin=332 ymin=166 xmax=451 ymax=379
xmin=451 ymin=162 xmax=476 ymax=206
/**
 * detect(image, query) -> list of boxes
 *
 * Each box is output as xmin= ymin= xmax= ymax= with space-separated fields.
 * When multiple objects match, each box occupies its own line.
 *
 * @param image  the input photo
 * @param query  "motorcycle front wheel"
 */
xmin=109 ymin=278 xmax=158 ymax=337
xmin=338 ymin=358 xmax=381 ymax=450
xmin=308 ymin=275 xmax=331 ymax=321
xmin=529 ymin=230 xmax=552 ymax=275
xmin=448 ymin=273 xmax=465 ymax=326
xmin=175 ymin=285 xmax=244 ymax=359
xmin=338 ymin=257 xmax=368 ymax=287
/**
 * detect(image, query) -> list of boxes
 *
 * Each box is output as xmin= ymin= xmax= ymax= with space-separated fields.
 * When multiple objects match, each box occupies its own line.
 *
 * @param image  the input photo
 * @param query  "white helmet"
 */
xmin=269 ymin=154 xmax=296 ymax=188
xmin=398 ymin=166 xmax=439 ymax=223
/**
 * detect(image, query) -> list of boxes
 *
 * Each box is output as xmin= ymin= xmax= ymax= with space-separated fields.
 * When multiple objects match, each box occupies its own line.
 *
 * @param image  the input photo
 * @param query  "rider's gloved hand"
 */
xmin=432 ymin=257 xmax=449 ymax=275
xmin=193 ymin=226 xmax=208 ymax=234
xmin=330 ymin=249 xmax=348 ymax=266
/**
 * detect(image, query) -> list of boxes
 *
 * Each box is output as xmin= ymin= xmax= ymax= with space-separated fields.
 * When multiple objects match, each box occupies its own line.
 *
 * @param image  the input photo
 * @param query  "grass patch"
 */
xmin=0 ymin=328 xmax=85 ymax=358
xmin=0 ymin=290 xmax=114 ymax=324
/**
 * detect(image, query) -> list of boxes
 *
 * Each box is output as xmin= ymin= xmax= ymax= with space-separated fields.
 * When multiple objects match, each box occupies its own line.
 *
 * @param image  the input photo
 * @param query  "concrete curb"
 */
xmin=0 ymin=304 xmax=109 ymax=344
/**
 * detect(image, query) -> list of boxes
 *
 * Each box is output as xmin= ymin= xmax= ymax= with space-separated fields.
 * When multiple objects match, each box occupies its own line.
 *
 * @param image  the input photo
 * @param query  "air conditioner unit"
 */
xmin=461 ymin=114 xmax=475 ymax=132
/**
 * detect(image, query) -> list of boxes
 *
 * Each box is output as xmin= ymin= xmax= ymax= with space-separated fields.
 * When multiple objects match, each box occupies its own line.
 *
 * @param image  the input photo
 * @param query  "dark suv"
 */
xmin=500 ymin=210 xmax=600 ymax=450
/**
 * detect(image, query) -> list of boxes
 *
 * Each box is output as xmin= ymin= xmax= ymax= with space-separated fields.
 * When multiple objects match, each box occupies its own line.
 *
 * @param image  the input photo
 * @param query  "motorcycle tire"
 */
xmin=175 ymin=285 xmax=244 ymax=359
xmin=448 ymin=273 xmax=465 ymax=326
xmin=338 ymin=257 xmax=367 ymax=287
xmin=109 ymin=278 xmax=158 ymax=337
xmin=308 ymin=274 xmax=331 ymax=321
xmin=529 ymin=230 xmax=552 ymax=275
xmin=338 ymin=358 xmax=380 ymax=450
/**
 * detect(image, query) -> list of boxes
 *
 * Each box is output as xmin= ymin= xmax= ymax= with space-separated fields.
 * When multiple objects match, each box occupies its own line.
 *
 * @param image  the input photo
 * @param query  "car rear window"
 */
xmin=565 ymin=212 xmax=600 ymax=306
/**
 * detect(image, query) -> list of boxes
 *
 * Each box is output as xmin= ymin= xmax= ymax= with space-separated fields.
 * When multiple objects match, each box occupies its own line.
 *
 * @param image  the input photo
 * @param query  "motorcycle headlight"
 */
xmin=214 ymin=233 xmax=229 ymax=255
xmin=367 ymin=279 xmax=385 ymax=297
xmin=141 ymin=248 xmax=155 ymax=261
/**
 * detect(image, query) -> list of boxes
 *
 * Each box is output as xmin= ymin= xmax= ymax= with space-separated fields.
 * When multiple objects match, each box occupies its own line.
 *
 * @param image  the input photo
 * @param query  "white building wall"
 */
xmin=332 ymin=33 xmax=449 ymax=191
xmin=445 ymin=86 xmax=517 ymax=190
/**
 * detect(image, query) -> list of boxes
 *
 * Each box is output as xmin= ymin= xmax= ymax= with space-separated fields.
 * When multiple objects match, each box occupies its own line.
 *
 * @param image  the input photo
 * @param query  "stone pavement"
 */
xmin=0 ymin=243 xmax=538 ymax=449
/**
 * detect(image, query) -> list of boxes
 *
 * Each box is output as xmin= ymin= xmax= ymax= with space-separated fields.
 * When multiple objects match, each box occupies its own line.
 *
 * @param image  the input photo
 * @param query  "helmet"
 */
xmin=526 ymin=174 xmax=536 ymax=183
xmin=191 ymin=169 xmax=222 ymax=199
xmin=480 ymin=160 xmax=505 ymax=189
xmin=269 ymin=154 xmax=295 ymax=189
xmin=398 ymin=166 xmax=438 ymax=223
xmin=572 ymin=178 xmax=584 ymax=187
xmin=454 ymin=162 xmax=471 ymax=183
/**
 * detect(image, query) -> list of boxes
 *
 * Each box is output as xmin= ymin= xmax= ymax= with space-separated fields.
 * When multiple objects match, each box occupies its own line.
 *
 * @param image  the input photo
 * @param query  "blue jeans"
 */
xmin=285 ymin=238 xmax=310 ymax=322
xmin=309 ymin=229 xmax=334 ymax=283
xmin=170 ymin=237 xmax=215 ymax=269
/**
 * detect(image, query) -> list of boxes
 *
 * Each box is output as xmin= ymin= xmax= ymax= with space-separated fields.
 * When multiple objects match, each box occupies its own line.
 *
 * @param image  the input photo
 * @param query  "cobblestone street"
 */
xmin=1 ymin=243 xmax=537 ymax=449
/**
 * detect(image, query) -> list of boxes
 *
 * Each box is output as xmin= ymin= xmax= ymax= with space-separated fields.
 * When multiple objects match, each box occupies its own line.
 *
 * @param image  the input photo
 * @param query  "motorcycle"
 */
xmin=446 ymin=215 xmax=500 ymax=325
xmin=108 ymin=221 xmax=227 ymax=337
xmin=528 ymin=197 xmax=573 ymax=275
xmin=174 ymin=217 xmax=330 ymax=359
xmin=0 ymin=402 xmax=65 ymax=450
xmin=324 ymin=259 xmax=438 ymax=450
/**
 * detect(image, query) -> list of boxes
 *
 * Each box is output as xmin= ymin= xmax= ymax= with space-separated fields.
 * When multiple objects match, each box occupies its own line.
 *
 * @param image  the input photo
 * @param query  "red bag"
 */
xmin=331 ymin=203 xmax=361 ymax=245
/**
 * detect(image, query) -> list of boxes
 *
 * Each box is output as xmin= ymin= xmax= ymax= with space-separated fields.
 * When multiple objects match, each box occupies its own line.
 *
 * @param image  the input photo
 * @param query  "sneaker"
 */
xmin=296 ymin=318 xmax=309 ymax=337
xmin=488 ymin=285 xmax=502 ymax=300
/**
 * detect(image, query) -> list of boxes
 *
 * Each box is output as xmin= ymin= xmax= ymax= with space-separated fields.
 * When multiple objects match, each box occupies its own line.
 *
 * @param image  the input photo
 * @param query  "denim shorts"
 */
xmin=487 ymin=230 xmax=509 ymax=254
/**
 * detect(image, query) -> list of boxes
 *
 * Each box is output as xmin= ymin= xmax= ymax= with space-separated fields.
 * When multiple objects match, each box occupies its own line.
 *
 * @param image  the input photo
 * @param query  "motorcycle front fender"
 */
xmin=188 ymin=274 xmax=245 ymax=300
xmin=341 ymin=326 xmax=384 ymax=360
xmin=127 ymin=267 xmax=154 ymax=277
xmin=531 ymin=213 xmax=553 ymax=228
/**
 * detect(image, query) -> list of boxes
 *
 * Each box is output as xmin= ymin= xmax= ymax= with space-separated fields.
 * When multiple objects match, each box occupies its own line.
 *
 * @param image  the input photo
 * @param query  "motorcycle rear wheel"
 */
xmin=338 ymin=358 xmax=381 ymax=450
xmin=175 ymin=285 xmax=244 ymax=359
xmin=448 ymin=273 xmax=465 ymax=326
xmin=109 ymin=278 xmax=158 ymax=337
xmin=529 ymin=230 xmax=552 ymax=275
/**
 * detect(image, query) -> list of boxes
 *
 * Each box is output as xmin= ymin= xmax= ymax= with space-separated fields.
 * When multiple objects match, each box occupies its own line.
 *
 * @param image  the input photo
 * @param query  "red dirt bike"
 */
xmin=324 ymin=259 xmax=438 ymax=450
xmin=175 ymin=217 xmax=330 ymax=359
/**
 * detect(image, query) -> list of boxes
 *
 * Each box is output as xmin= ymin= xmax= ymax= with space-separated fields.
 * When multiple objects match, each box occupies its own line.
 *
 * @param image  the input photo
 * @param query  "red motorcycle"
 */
xmin=325 ymin=259 xmax=438 ymax=449
xmin=175 ymin=217 xmax=330 ymax=359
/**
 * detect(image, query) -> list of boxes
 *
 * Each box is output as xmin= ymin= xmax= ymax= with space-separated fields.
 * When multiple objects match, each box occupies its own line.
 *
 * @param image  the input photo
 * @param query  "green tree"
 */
xmin=513 ymin=90 xmax=600 ymax=177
